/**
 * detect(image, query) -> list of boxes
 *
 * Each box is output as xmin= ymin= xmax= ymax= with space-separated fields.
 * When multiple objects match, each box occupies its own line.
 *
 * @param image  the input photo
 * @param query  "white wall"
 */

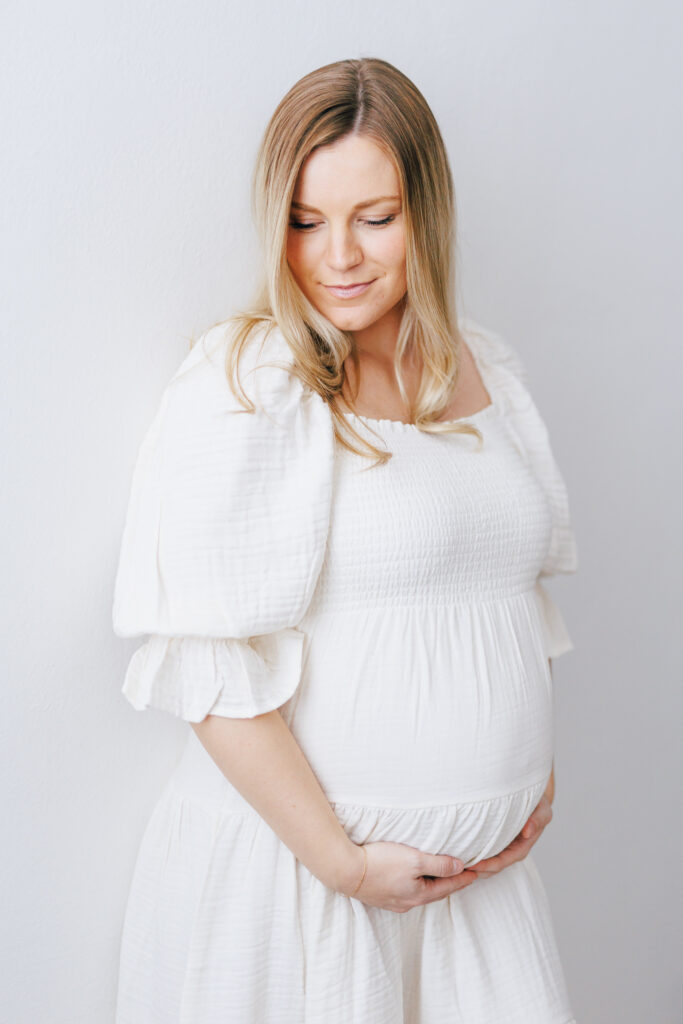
xmin=2 ymin=1 xmax=681 ymax=1020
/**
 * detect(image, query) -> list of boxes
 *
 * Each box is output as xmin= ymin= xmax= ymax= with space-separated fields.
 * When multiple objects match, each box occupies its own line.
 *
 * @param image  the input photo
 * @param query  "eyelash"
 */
xmin=289 ymin=214 xmax=396 ymax=231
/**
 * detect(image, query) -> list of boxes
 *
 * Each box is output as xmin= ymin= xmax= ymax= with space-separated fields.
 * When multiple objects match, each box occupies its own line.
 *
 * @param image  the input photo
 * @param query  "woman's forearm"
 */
xmin=191 ymin=709 xmax=363 ymax=895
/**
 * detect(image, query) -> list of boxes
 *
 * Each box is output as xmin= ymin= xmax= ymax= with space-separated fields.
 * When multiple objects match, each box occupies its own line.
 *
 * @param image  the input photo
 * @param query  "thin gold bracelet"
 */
xmin=350 ymin=845 xmax=367 ymax=897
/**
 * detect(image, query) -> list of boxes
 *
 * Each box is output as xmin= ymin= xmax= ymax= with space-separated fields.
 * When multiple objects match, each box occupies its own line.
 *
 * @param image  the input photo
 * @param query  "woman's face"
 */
xmin=286 ymin=134 xmax=407 ymax=338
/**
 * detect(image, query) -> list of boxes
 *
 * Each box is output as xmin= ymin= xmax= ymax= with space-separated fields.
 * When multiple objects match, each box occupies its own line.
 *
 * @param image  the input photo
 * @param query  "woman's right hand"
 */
xmin=337 ymin=841 xmax=478 ymax=912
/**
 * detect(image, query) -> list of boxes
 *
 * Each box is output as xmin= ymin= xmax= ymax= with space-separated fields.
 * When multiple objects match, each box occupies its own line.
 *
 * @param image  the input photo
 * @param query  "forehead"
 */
xmin=292 ymin=134 xmax=400 ymax=207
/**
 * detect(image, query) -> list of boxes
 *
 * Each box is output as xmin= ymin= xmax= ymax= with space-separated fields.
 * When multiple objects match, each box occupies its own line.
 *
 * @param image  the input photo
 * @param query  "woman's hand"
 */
xmin=467 ymin=791 xmax=554 ymax=879
xmin=337 ymin=841 xmax=479 ymax=913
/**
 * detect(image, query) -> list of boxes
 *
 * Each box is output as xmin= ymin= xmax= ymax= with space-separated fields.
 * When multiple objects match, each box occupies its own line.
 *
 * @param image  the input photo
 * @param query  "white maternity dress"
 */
xmin=112 ymin=316 xmax=579 ymax=1024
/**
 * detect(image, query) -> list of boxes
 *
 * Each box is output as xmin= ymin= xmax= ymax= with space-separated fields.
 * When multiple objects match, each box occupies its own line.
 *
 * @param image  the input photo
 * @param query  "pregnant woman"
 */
xmin=112 ymin=57 xmax=579 ymax=1023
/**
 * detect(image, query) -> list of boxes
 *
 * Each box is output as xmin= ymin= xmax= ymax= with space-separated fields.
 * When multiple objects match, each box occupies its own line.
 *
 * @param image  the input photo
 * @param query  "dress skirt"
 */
xmin=115 ymin=729 xmax=577 ymax=1024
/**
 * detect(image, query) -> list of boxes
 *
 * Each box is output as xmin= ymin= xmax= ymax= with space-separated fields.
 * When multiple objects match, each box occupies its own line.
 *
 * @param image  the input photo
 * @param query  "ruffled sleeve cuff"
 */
xmin=534 ymin=578 xmax=574 ymax=660
xmin=121 ymin=627 xmax=306 ymax=723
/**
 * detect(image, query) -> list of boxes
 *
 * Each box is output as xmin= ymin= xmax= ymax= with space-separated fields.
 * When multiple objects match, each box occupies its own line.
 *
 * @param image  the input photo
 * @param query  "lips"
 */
xmin=323 ymin=280 xmax=375 ymax=298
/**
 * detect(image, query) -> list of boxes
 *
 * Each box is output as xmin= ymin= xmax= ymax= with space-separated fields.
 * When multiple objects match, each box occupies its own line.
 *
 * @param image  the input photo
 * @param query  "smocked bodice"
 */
xmin=306 ymin=404 xmax=553 ymax=618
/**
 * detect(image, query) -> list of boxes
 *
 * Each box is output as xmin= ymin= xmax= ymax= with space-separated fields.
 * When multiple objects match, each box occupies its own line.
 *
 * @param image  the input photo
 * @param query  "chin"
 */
xmin=322 ymin=307 xmax=378 ymax=333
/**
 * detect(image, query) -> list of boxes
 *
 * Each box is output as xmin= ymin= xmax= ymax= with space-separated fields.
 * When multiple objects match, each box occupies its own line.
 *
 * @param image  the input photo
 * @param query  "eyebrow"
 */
xmin=291 ymin=195 xmax=401 ymax=213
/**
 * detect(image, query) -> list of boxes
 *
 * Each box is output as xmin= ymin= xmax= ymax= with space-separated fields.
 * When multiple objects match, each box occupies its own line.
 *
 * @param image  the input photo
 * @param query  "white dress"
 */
xmin=112 ymin=316 xmax=579 ymax=1024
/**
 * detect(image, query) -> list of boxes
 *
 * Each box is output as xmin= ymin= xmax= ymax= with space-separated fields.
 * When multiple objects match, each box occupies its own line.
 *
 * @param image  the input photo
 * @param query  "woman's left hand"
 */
xmin=467 ymin=792 xmax=553 ymax=879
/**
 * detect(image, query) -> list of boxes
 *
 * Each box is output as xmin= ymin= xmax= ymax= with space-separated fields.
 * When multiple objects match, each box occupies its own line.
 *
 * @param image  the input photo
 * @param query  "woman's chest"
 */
xmin=308 ymin=413 xmax=553 ymax=613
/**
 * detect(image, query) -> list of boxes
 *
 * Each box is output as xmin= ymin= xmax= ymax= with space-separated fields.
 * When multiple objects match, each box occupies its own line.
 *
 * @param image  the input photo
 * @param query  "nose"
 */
xmin=325 ymin=224 xmax=363 ymax=272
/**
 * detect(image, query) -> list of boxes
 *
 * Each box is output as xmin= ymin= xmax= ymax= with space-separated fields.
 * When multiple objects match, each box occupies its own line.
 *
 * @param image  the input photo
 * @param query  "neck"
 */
xmin=350 ymin=297 xmax=407 ymax=365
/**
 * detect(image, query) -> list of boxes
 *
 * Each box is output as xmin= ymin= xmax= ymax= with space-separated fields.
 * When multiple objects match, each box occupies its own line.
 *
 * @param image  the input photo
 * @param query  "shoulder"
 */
xmin=155 ymin=315 xmax=335 ymax=486
xmin=458 ymin=316 xmax=529 ymax=389
xmin=459 ymin=317 xmax=578 ymax=574
xmin=165 ymin=317 xmax=307 ymax=414
xmin=150 ymin=317 xmax=337 ymax=454
xmin=131 ymin=317 xmax=334 ymax=491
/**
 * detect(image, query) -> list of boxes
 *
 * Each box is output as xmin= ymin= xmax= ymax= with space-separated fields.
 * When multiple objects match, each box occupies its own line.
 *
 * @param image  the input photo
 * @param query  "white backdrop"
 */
xmin=2 ymin=2 xmax=681 ymax=1021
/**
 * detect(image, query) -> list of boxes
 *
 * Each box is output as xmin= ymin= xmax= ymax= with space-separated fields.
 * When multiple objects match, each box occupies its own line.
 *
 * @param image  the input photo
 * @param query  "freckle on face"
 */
xmin=286 ymin=134 xmax=408 ymax=336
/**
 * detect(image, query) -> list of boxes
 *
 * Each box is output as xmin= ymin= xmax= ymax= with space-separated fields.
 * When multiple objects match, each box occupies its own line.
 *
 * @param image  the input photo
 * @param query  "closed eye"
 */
xmin=364 ymin=215 xmax=395 ymax=227
xmin=288 ymin=214 xmax=397 ymax=231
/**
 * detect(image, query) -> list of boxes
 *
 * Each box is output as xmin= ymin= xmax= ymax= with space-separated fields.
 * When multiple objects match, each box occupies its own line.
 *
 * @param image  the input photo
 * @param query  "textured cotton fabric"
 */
xmin=112 ymin=317 xmax=579 ymax=1023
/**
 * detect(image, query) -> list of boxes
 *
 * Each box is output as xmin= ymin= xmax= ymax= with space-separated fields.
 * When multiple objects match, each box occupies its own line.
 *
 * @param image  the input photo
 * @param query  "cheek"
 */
xmin=286 ymin=236 xmax=300 ymax=272
xmin=286 ymin=235 xmax=314 ymax=282
xmin=374 ymin=231 xmax=406 ymax=279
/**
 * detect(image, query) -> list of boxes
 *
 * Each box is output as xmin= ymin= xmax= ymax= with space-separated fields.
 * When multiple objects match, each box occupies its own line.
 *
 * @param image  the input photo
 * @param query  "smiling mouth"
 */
xmin=323 ymin=280 xmax=375 ymax=298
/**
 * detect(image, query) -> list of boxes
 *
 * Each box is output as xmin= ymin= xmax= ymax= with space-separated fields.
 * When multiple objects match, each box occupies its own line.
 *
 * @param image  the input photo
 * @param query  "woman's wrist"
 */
xmin=329 ymin=840 xmax=367 ymax=896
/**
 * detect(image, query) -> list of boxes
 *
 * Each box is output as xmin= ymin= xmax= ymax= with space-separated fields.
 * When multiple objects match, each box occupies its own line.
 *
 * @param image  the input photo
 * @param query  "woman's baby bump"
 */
xmin=290 ymin=604 xmax=555 ymax=807
xmin=329 ymin=778 xmax=549 ymax=867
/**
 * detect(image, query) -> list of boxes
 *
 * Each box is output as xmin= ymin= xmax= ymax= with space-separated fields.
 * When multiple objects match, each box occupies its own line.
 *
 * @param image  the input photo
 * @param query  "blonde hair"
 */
xmin=211 ymin=57 xmax=483 ymax=466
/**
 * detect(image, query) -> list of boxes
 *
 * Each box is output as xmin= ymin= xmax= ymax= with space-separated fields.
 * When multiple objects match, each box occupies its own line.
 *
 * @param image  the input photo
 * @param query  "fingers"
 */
xmin=469 ymin=797 xmax=554 ymax=875
xmin=528 ymin=795 xmax=553 ymax=832
xmin=470 ymin=835 xmax=532 ymax=874
xmin=418 ymin=870 xmax=479 ymax=904
xmin=419 ymin=853 xmax=464 ymax=878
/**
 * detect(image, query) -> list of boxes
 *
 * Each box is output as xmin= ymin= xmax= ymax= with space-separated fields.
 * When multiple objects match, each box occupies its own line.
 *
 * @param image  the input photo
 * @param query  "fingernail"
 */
xmin=452 ymin=858 xmax=464 ymax=872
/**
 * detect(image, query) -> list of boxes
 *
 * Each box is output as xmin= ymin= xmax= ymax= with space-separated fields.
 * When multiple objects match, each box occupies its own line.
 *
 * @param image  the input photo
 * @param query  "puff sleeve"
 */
xmin=111 ymin=321 xmax=336 ymax=721
xmin=460 ymin=318 xmax=579 ymax=659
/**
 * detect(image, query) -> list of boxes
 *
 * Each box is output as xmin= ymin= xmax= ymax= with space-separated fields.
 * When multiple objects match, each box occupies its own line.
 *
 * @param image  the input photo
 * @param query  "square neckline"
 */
xmin=340 ymin=332 xmax=498 ymax=431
